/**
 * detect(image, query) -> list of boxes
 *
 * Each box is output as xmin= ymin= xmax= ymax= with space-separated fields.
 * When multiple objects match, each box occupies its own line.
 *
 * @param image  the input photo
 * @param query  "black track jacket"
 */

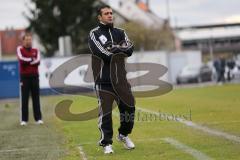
xmin=88 ymin=23 xmax=134 ymax=84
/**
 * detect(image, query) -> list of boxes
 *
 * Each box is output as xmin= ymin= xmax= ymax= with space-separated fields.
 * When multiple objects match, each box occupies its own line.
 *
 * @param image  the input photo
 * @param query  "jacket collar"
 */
xmin=98 ymin=22 xmax=113 ymax=30
xmin=23 ymin=46 xmax=32 ymax=51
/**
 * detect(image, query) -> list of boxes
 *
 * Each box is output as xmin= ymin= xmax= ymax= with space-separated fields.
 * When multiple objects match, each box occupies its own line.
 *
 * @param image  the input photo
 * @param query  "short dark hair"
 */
xmin=22 ymin=33 xmax=32 ymax=40
xmin=97 ymin=5 xmax=111 ymax=16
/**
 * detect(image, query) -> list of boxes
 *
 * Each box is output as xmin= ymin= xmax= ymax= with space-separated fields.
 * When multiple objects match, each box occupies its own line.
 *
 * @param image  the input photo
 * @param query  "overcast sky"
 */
xmin=149 ymin=0 xmax=240 ymax=27
xmin=0 ymin=0 xmax=240 ymax=30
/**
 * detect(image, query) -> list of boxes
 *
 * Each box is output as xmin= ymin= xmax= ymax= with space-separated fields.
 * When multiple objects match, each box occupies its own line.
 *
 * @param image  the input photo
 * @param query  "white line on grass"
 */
xmin=0 ymin=148 xmax=29 ymax=153
xmin=78 ymin=146 xmax=88 ymax=160
xmin=77 ymin=137 xmax=166 ymax=146
xmin=137 ymin=107 xmax=240 ymax=143
xmin=77 ymin=137 xmax=213 ymax=160
xmin=163 ymin=137 xmax=213 ymax=160
xmin=179 ymin=119 xmax=240 ymax=143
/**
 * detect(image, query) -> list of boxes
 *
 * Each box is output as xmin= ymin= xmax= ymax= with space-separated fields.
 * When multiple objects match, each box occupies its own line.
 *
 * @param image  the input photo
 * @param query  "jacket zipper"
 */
xmin=100 ymin=61 xmax=103 ymax=79
xmin=109 ymin=29 xmax=114 ymax=44
xmin=109 ymin=29 xmax=118 ymax=84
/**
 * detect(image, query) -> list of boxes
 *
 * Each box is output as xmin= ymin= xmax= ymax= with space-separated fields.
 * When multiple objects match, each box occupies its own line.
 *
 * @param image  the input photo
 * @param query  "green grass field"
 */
xmin=1 ymin=84 xmax=240 ymax=160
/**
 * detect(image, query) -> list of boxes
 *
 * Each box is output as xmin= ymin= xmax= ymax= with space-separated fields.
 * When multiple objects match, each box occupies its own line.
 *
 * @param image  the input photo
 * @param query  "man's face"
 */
xmin=98 ymin=8 xmax=113 ymax=25
xmin=23 ymin=36 xmax=32 ymax=48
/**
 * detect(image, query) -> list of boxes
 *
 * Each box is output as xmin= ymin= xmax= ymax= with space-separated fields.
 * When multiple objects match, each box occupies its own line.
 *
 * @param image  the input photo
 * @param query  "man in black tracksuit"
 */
xmin=88 ymin=5 xmax=135 ymax=154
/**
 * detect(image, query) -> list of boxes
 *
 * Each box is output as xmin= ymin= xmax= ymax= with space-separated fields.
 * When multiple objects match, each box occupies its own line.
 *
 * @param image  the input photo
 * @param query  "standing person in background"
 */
xmin=213 ymin=58 xmax=221 ymax=83
xmin=17 ymin=33 xmax=43 ymax=126
xmin=219 ymin=56 xmax=226 ymax=84
xmin=226 ymin=59 xmax=235 ymax=81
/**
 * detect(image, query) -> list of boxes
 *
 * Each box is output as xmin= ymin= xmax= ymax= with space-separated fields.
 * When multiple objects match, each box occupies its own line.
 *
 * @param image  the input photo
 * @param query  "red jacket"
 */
xmin=17 ymin=46 xmax=41 ymax=75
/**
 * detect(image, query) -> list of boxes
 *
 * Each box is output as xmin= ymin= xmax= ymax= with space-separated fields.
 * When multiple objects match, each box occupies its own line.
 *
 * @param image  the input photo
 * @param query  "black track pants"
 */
xmin=95 ymin=83 xmax=135 ymax=146
xmin=20 ymin=75 xmax=42 ymax=122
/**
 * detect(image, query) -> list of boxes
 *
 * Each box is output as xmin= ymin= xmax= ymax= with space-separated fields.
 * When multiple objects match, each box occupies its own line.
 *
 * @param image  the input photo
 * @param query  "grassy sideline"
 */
xmin=0 ymin=84 xmax=240 ymax=159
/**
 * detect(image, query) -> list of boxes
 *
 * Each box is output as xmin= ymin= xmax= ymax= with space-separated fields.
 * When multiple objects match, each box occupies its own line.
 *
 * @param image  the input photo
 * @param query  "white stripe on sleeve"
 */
xmin=17 ymin=46 xmax=32 ymax=62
